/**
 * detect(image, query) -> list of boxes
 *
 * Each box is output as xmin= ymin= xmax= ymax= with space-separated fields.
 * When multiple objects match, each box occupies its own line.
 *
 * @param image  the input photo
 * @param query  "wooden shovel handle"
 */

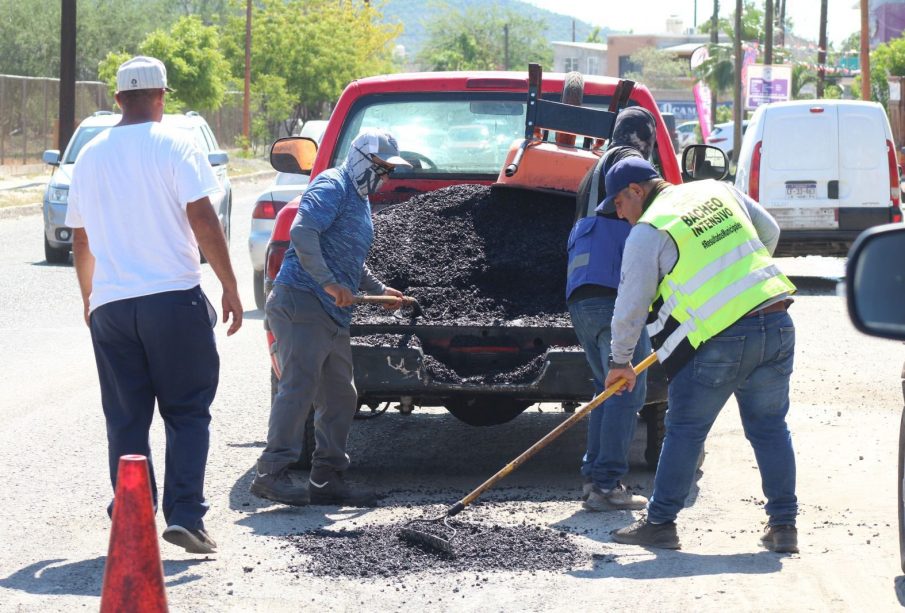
xmin=354 ymin=295 xmax=413 ymax=306
xmin=448 ymin=351 xmax=659 ymax=516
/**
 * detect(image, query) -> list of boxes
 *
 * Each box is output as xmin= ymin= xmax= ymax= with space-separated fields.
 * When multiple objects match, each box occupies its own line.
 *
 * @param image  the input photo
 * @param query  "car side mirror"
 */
xmin=846 ymin=223 xmax=905 ymax=340
xmin=270 ymin=137 xmax=318 ymax=175
xmin=43 ymin=149 xmax=61 ymax=166
xmin=208 ymin=151 xmax=229 ymax=167
xmin=681 ymin=145 xmax=729 ymax=182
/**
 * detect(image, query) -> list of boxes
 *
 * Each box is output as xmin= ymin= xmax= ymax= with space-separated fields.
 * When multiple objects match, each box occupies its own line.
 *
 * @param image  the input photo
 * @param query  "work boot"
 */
xmin=162 ymin=525 xmax=218 ymax=554
xmin=250 ymin=468 xmax=310 ymax=506
xmin=760 ymin=524 xmax=799 ymax=553
xmin=611 ymin=518 xmax=681 ymax=549
xmin=308 ymin=467 xmax=377 ymax=507
xmin=581 ymin=475 xmax=593 ymax=501
xmin=583 ymin=483 xmax=648 ymax=511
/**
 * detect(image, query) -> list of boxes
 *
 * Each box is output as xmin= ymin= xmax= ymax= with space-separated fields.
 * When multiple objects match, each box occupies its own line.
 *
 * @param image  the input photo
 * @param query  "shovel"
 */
xmin=399 ymin=351 xmax=659 ymax=554
xmin=354 ymin=294 xmax=424 ymax=319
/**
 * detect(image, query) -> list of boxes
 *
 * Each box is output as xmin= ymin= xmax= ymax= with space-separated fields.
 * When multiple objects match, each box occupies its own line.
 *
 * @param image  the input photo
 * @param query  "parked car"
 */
xmin=706 ymin=120 xmax=749 ymax=161
xmin=41 ymin=110 xmax=231 ymax=263
xmin=249 ymin=119 xmax=327 ymax=309
xmin=734 ymin=99 xmax=901 ymax=256
xmin=660 ymin=112 xmax=680 ymax=153
xmin=676 ymin=120 xmax=700 ymax=150
xmin=844 ymin=222 xmax=905 ymax=572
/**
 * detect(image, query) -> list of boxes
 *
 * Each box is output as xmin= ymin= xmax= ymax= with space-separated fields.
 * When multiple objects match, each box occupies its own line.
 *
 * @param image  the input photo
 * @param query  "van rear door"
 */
xmin=837 ymin=103 xmax=895 ymax=220
xmin=759 ymin=104 xmax=839 ymax=230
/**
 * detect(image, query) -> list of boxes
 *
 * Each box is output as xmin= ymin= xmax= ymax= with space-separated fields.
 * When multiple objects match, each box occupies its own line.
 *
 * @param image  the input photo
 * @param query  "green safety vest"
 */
xmin=639 ymin=180 xmax=796 ymax=376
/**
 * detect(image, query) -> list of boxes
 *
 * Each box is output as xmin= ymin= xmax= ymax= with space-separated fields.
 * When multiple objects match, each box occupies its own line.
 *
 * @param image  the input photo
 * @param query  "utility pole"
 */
xmin=779 ymin=0 xmax=786 ymax=48
xmin=817 ymin=0 xmax=828 ymax=97
xmin=861 ymin=0 xmax=871 ymax=100
xmin=59 ymin=0 xmax=76 ymax=153
xmin=694 ymin=0 xmax=698 ymax=29
xmin=733 ymin=0 xmax=742 ymax=165
xmin=243 ymin=0 xmax=251 ymax=147
xmin=711 ymin=0 xmax=719 ymax=128
xmin=504 ymin=24 xmax=510 ymax=70
xmin=765 ymin=0 xmax=774 ymax=64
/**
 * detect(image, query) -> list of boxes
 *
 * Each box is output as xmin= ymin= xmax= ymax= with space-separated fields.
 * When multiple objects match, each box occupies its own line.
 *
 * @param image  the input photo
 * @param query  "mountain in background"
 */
xmin=380 ymin=0 xmax=611 ymax=60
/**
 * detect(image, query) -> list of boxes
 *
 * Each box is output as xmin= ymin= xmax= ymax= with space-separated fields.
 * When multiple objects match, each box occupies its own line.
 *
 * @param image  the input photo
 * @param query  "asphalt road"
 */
xmin=1 ymin=176 xmax=905 ymax=611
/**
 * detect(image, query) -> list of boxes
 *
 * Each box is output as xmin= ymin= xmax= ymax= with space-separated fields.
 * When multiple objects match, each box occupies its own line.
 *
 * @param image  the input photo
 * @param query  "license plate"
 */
xmin=785 ymin=181 xmax=817 ymax=199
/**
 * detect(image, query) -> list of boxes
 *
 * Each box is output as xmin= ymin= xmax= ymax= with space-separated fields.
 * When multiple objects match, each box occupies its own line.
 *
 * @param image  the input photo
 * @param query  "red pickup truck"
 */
xmin=264 ymin=70 xmax=687 ymax=469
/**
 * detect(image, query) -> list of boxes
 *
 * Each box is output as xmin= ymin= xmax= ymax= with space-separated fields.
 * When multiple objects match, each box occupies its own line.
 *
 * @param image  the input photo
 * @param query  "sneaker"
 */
xmin=250 ymin=469 xmax=310 ymax=506
xmin=581 ymin=475 xmax=593 ymax=501
xmin=162 ymin=525 xmax=217 ymax=554
xmin=583 ymin=483 xmax=648 ymax=511
xmin=308 ymin=467 xmax=377 ymax=507
xmin=611 ymin=518 xmax=681 ymax=549
xmin=760 ymin=524 xmax=799 ymax=553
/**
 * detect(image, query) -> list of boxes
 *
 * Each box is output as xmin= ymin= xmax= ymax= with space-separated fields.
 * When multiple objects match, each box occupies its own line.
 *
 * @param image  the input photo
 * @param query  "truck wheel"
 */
xmin=254 ymin=270 xmax=265 ymax=310
xmin=556 ymin=71 xmax=584 ymax=146
xmin=44 ymin=236 xmax=69 ymax=264
xmin=445 ymin=398 xmax=530 ymax=426
xmin=271 ymin=368 xmax=315 ymax=470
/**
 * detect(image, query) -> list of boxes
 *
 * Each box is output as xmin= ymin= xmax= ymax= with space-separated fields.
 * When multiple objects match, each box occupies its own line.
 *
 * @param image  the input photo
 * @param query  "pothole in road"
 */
xmin=283 ymin=519 xmax=583 ymax=578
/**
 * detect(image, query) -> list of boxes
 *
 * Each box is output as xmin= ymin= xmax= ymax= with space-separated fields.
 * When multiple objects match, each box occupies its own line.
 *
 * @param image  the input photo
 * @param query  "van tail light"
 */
xmin=749 ymin=141 xmax=762 ymax=201
xmin=887 ymin=140 xmax=901 ymax=208
xmin=252 ymin=200 xmax=287 ymax=220
xmin=265 ymin=241 xmax=288 ymax=284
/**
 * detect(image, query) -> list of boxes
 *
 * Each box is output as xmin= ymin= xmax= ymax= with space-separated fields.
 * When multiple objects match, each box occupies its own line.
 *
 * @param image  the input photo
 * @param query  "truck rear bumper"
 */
xmin=352 ymin=345 xmax=668 ymax=406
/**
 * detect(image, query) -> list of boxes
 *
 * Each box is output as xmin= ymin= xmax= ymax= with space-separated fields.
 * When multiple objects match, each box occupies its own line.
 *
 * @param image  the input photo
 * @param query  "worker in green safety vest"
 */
xmin=599 ymin=157 xmax=799 ymax=554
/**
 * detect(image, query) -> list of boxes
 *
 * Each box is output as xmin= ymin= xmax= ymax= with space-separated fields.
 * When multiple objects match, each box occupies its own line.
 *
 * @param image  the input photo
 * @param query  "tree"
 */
xmin=0 ymin=0 xmax=174 ymax=80
xmin=220 ymin=0 xmax=401 ymax=128
xmin=623 ymin=48 xmax=691 ymax=90
xmin=99 ymin=16 xmax=231 ymax=112
xmin=418 ymin=5 xmax=552 ymax=72
xmin=700 ymin=0 xmax=764 ymax=43
xmin=853 ymin=34 xmax=905 ymax=106
xmin=586 ymin=27 xmax=604 ymax=44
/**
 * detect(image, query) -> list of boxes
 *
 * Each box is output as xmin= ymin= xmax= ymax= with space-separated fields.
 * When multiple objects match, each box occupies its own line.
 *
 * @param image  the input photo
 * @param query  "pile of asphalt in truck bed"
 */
xmin=351 ymin=333 xmax=547 ymax=384
xmin=285 ymin=519 xmax=582 ymax=578
xmin=357 ymin=184 xmax=575 ymax=327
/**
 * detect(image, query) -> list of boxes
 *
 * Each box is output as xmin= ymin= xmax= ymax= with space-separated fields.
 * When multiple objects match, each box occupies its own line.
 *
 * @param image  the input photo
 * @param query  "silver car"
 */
xmin=248 ymin=119 xmax=327 ymax=309
xmin=41 ymin=110 xmax=232 ymax=263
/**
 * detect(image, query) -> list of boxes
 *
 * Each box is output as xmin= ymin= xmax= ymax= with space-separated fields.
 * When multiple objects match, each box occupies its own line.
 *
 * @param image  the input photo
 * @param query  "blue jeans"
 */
xmin=89 ymin=287 xmax=219 ymax=531
xmin=568 ymin=295 xmax=651 ymax=490
xmin=647 ymin=310 xmax=798 ymax=526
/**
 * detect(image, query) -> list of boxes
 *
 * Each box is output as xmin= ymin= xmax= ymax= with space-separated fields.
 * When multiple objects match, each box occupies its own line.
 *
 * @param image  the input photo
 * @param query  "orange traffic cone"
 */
xmin=100 ymin=454 xmax=168 ymax=613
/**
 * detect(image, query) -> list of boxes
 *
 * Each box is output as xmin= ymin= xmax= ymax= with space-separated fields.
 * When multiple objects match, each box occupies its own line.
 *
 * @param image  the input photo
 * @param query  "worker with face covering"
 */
xmin=565 ymin=106 xmax=658 ymax=512
xmin=251 ymin=129 xmax=412 ymax=508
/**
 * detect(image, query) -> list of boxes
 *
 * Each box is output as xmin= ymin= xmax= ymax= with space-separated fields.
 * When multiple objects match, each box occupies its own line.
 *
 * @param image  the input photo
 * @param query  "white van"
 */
xmin=734 ymin=99 xmax=902 ymax=256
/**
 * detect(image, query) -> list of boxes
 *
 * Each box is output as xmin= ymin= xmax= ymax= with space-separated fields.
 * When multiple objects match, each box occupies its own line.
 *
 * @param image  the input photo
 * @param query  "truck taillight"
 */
xmin=749 ymin=141 xmax=762 ymax=201
xmin=253 ymin=200 xmax=285 ymax=219
xmin=265 ymin=242 xmax=288 ymax=284
xmin=888 ymin=140 xmax=901 ymax=208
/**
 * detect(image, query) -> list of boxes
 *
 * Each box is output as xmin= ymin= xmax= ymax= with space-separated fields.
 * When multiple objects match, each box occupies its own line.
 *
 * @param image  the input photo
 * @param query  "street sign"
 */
xmin=745 ymin=64 xmax=792 ymax=110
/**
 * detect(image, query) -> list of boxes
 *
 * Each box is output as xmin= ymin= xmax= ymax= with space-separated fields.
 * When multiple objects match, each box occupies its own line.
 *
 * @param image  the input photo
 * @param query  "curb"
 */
xmin=231 ymin=169 xmax=274 ymax=184
xmin=0 ymin=202 xmax=41 ymax=220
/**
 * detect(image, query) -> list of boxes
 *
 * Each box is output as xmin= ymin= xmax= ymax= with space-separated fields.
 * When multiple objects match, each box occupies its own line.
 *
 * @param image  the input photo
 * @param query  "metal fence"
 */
xmin=0 ymin=74 xmax=244 ymax=165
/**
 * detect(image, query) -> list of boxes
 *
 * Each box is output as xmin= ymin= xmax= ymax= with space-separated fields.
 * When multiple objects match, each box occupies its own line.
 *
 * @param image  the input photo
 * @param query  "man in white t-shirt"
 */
xmin=66 ymin=56 xmax=242 ymax=555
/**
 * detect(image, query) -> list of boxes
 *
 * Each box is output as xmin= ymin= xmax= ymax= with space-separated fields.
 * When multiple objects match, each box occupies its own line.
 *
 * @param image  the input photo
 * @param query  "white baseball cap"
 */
xmin=116 ymin=56 xmax=174 ymax=93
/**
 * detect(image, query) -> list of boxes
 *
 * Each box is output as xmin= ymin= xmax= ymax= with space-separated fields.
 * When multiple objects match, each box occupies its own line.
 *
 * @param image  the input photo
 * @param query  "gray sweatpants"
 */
xmin=257 ymin=284 xmax=357 ymax=474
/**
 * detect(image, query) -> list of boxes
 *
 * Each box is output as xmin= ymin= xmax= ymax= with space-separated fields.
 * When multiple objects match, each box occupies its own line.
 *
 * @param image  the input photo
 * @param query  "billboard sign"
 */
xmin=745 ymin=64 xmax=792 ymax=110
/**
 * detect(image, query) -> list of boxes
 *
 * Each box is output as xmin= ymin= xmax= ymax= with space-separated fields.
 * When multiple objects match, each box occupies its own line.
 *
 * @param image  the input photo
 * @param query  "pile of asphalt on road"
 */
xmin=284 ymin=519 xmax=582 ymax=578
xmin=356 ymin=184 xmax=575 ymax=327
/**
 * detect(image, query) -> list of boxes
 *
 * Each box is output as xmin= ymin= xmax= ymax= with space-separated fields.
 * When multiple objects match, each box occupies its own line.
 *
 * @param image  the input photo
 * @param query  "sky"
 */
xmin=521 ymin=0 xmax=862 ymax=46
